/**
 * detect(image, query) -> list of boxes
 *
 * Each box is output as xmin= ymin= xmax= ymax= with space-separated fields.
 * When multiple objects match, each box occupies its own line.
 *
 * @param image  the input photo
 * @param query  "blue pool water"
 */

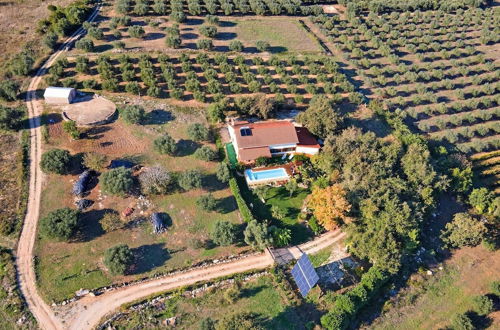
xmin=245 ymin=168 xmax=288 ymax=182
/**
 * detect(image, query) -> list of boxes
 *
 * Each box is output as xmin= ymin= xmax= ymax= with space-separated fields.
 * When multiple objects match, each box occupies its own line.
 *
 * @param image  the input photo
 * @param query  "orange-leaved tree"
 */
xmin=307 ymin=184 xmax=351 ymax=230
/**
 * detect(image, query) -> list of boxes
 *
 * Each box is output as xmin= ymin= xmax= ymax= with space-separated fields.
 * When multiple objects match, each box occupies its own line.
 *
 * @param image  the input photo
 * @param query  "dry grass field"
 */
xmin=35 ymin=101 xmax=246 ymax=302
xmin=369 ymin=246 xmax=500 ymax=330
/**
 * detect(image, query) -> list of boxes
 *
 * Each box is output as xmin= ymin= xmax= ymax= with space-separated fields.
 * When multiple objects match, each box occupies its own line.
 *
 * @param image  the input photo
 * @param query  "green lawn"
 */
xmin=238 ymin=180 xmax=312 ymax=244
xmin=110 ymin=274 xmax=306 ymax=329
xmin=235 ymin=17 xmax=321 ymax=54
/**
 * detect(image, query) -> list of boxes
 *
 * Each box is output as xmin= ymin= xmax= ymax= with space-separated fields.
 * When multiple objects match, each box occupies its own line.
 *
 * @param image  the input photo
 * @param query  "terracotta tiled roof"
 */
xmin=295 ymin=127 xmax=320 ymax=148
xmin=238 ymin=147 xmax=271 ymax=162
xmin=231 ymin=121 xmax=299 ymax=148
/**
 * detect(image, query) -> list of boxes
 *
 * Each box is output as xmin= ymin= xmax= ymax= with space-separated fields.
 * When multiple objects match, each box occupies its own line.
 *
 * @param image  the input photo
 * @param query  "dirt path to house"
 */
xmin=16 ymin=3 xmax=102 ymax=330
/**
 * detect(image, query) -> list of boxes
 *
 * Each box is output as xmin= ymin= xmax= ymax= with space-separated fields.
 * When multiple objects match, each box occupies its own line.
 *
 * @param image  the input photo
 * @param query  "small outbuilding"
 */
xmin=44 ymin=86 xmax=77 ymax=104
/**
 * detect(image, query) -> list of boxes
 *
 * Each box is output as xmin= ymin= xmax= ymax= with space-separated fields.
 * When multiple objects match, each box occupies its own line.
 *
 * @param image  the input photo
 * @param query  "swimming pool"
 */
xmin=245 ymin=167 xmax=289 ymax=184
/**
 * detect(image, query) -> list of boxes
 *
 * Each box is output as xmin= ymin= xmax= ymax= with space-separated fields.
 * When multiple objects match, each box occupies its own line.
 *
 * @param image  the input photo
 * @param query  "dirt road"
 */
xmin=62 ymin=230 xmax=345 ymax=330
xmin=16 ymin=4 xmax=102 ymax=330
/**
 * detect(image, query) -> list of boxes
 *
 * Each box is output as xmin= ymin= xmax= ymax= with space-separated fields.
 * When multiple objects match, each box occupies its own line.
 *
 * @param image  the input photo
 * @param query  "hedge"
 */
xmin=321 ymin=266 xmax=389 ymax=330
xmin=228 ymin=177 xmax=253 ymax=222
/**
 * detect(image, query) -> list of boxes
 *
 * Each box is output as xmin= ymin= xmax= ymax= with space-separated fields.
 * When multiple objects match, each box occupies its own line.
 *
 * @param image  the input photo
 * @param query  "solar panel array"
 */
xmin=291 ymin=253 xmax=320 ymax=297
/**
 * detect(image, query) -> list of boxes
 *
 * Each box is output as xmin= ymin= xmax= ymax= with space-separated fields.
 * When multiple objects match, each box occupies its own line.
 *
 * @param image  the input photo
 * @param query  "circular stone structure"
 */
xmin=63 ymin=95 xmax=116 ymax=126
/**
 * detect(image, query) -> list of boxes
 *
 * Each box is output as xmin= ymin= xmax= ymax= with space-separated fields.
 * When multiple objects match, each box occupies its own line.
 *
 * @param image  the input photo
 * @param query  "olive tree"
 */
xmin=104 ymin=244 xmax=134 ymax=275
xmin=40 ymin=207 xmax=79 ymax=241
xmin=153 ymin=134 xmax=177 ymax=155
xmin=101 ymin=167 xmax=134 ymax=196
xmin=211 ymin=220 xmax=237 ymax=246
xmin=40 ymin=149 xmax=71 ymax=174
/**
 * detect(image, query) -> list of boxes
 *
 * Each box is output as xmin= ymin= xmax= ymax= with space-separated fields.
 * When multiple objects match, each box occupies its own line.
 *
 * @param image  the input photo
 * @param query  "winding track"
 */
xmin=16 ymin=4 xmax=346 ymax=329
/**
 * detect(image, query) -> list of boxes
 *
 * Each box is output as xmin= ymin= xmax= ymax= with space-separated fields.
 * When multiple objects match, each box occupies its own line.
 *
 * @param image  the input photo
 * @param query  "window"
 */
xmin=240 ymin=127 xmax=252 ymax=136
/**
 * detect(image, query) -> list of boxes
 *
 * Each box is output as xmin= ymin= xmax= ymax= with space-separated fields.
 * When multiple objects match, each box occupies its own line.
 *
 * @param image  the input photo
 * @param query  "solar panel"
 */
xmin=291 ymin=253 xmax=319 ymax=297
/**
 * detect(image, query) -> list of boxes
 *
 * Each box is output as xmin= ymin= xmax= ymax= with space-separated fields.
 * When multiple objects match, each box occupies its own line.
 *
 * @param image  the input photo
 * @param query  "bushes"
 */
xmin=40 ymin=148 xmax=71 ymax=174
xmin=153 ymin=134 xmax=178 ymax=155
xmin=255 ymin=40 xmax=270 ymax=52
xmin=197 ymin=39 xmax=213 ymax=50
xmin=187 ymin=123 xmax=211 ymax=141
xmin=440 ymin=212 xmax=488 ymax=248
xmin=471 ymin=295 xmax=494 ymax=316
xmin=139 ymin=166 xmax=172 ymax=195
xmin=101 ymin=167 xmax=134 ymax=196
xmin=196 ymin=193 xmax=217 ymax=211
xmin=10 ymin=50 xmax=35 ymax=76
xmin=100 ymin=211 xmax=123 ymax=233
xmin=229 ymin=40 xmax=244 ymax=52
xmin=75 ymin=38 xmax=95 ymax=52
xmin=43 ymin=32 xmax=59 ymax=50
xmin=194 ymin=145 xmax=218 ymax=161
xmin=451 ymin=313 xmax=474 ymax=330
xmin=83 ymin=152 xmax=107 ymax=171
xmin=211 ymin=220 xmax=237 ymax=246
xmin=40 ymin=207 xmax=79 ymax=241
xmin=0 ymin=106 xmax=24 ymax=130
xmin=120 ymin=105 xmax=146 ymax=124
xmin=177 ymin=169 xmax=203 ymax=191
xmin=216 ymin=162 xmax=231 ymax=183
xmin=62 ymin=120 xmax=81 ymax=139
xmin=228 ymin=178 xmax=253 ymax=222
xmin=0 ymin=80 xmax=20 ymax=101
xmin=128 ymin=26 xmax=145 ymax=38
xmin=104 ymin=244 xmax=134 ymax=275
xmin=199 ymin=25 xmax=218 ymax=38
xmin=321 ymin=266 xmax=389 ymax=330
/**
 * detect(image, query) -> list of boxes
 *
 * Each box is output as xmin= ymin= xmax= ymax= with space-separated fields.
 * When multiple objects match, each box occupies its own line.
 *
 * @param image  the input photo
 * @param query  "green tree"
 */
xmin=10 ymin=51 xmax=35 ymax=76
xmin=187 ymin=123 xmax=211 ymax=141
xmin=199 ymin=25 xmax=218 ymax=38
xmin=0 ymin=80 xmax=20 ymax=101
xmin=101 ymin=167 xmax=134 ymax=196
xmin=441 ymin=213 xmax=487 ymax=248
xmin=120 ymin=105 xmax=146 ymax=124
xmin=469 ymin=188 xmax=494 ymax=214
xmin=83 ymin=152 xmax=108 ymax=172
xmin=207 ymin=100 xmax=227 ymax=123
xmin=196 ymin=39 xmax=213 ymax=50
xmin=216 ymin=162 xmax=231 ymax=183
xmin=0 ymin=105 xmax=24 ymax=130
xmin=216 ymin=312 xmax=262 ymax=330
xmin=40 ymin=208 xmax=79 ymax=241
xmin=296 ymin=95 xmax=344 ymax=139
xmin=199 ymin=318 xmax=215 ymax=330
xmin=75 ymin=38 xmax=94 ymax=52
xmin=284 ymin=179 xmax=298 ymax=197
xmin=211 ymin=220 xmax=237 ymax=246
xmin=104 ymin=244 xmax=134 ymax=275
xmin=450 ymin=167 xmax=473 ymax=193
xmin=229 ymin=40 xmax=244 ymax=52
xmin=196 ymin=193 xmax=217 ymax=211
xmin=100 ymin=211 xmax=123 ymax=233
xmin=40 ymin=149 xmax=71 ymax=174
xmin=255 ymin=40 xmax=270 ymax=52
xmin=244 ymin=220 xmax=273 ymax=251
xmin=177 ymin=169 xmax=202 ymax=191
xmin=272 ymin=227 xmax=291 ymax=247
xmin=153 ymin=134 xmax=177 ymax=155
xmin=128 ymin=26 xmax=145 ymax=38
xmin=43 ymin=32 xmax=58 ymax=50
xmin=62 ymin=120 xmax=80 ymax=139
xmin=194 ymin=145 xmax=218 ymax=161
xmin=472 ymin=295 xmax=494 ymax=316
xmin=451 ymin=313 xmax=474 ymax=330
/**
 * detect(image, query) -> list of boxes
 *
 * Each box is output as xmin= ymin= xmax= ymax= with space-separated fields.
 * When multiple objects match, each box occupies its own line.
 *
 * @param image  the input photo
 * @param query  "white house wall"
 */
xmin=296 ymin=146 xmax=320 ymax=155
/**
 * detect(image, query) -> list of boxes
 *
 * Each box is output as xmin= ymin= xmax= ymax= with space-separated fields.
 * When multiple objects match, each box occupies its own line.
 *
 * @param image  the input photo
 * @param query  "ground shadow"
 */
xmin=239 ymin=285 xmax=266 ymax=298
xmin=84 ymin=125 xmax=112 ymax=140
xmin=219 ymin=20 xmax=237 ymax=27
xmin=75 ymin=208 xmax=110 ymax=242
xmin=217 ymin=32 xmax=236 ymax=40
xmin=181 ymin=32 xmax=198 ymax=40
xmin=202 ymin=173 xmax=227 ymax=192
xmin=217 ymin=195 xmax=238 ymax=214
xmin=176 ymin=139 xmax=201 ymax=156
xmin=144 ymin=109 xmax=174 ymax=125
xmin=145 ymin=32 xmax=165 ymax=41
xmin=94 ymin=44 xmax=114 ymax=53
xmin=184 ymin=18 xmax=204 ymax=26
xmin=132 ymin=243 xmax=170 ymax=274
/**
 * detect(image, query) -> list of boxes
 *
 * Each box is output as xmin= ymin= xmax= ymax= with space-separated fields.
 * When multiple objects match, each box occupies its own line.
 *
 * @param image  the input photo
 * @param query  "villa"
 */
xmin=228 ymin=120 xmax=320 ymax=163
